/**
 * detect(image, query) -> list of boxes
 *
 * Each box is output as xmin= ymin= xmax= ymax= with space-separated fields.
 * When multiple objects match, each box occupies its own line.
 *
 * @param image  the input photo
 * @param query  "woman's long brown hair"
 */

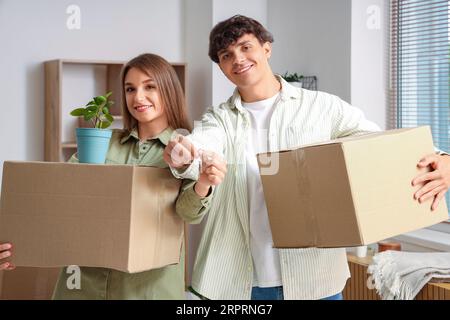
xmin=120 ymin=53 xmax=191 ymax=133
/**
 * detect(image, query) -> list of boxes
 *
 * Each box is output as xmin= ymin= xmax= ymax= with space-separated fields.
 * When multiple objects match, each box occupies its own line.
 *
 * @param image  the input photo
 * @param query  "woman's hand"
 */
xmin=0 ymin=243 xmax=15 ymax=271
xmin=194 ymin=151 xmax=227 ymax=197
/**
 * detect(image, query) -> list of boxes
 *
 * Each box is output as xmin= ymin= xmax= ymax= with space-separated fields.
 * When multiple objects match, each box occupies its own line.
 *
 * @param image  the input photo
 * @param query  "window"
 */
xmin=390 ymin=0 xmax=450 ymax=219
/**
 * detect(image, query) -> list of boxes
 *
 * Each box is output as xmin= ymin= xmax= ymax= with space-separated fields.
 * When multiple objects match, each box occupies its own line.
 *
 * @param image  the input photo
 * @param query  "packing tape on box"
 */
xmin=292 ymin=148 xmax=321 ymax=247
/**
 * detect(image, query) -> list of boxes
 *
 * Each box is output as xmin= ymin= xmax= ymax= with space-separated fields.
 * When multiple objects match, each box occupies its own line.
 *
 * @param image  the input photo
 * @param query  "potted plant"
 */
xmin=282 ymin=72 xmax=304 ymax=88
xmin=70 ymin=91 xmax=115 ymax=164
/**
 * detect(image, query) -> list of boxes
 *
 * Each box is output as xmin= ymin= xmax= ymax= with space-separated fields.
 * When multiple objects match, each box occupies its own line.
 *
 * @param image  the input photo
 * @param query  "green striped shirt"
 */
xmin=174 ymin=76 xmax=381 ymax=300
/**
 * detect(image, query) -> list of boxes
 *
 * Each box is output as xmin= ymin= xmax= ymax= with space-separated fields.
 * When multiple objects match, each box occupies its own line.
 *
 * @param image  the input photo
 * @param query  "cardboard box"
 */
xmin=0 ymin=162 xmax=183 ymax=273
xmin=0 ymin=267 xmax=60 ymax=300
xmin=257 ymin=126 xmax=449 ymax=248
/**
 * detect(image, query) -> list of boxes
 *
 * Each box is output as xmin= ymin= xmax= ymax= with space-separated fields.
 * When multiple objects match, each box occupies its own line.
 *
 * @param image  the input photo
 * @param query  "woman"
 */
xmin=0 ymin=53 xmax=227 ymax=299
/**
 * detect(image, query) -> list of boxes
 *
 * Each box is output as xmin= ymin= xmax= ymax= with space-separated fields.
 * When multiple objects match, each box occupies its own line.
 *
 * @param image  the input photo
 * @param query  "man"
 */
xmin=165 ymin=15 xmax=450 ymax=300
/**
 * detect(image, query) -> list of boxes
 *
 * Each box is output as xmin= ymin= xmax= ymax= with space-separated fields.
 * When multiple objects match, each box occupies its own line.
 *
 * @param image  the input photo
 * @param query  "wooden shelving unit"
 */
xmin=44 ymin=59 xmax=186 ymax=162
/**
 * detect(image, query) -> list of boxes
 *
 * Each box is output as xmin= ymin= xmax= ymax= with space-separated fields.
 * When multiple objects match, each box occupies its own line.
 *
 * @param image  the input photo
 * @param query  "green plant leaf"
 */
xmin=70 ymin=108 xmax=86 ymax=117
xmin=84 ymin=111 xmax=96 ymax=121
xmin=94 ymin=95 xmax=107 ymax=105
xmin=105 ymin=91 xmax=112 ymax=99
xmin=282 ymin=71 xmax=303 ymax=82
xmin=102 ymin=106 xmax=110 ymax=115
xmin=85 ymin=100 xmax=95 ymax=106
xmin=100 ymin=121 xmax=111 ymax=129
xmin=86 ymin=102 xmax=97 ymax=108
xmin=87 ymin=105 xmax=99 ymax=113
xmin=105 ymin=113 xmax=114 ymax=123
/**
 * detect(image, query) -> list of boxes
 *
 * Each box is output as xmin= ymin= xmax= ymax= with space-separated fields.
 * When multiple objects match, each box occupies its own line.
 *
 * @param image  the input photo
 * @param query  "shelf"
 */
xmin=50 ymin=59 xmax=125 ymax=66
xmin=61 ymin=142 xmax=77 ymax=149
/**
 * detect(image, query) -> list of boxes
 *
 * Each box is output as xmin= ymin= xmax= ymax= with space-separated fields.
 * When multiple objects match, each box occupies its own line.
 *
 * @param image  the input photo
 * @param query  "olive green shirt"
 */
xmin=52 ymin=128 xmax=211 ymax=300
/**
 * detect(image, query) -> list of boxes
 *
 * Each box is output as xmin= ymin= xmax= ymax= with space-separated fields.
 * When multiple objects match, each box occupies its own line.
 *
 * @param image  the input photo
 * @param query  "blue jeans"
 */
xmin=320 ymin=292 xmax=343 ymax=300
xmin=251 ymin=286 xmax=284 ymax=300
xmin=251 ymin=286 xmax=343 ymax=300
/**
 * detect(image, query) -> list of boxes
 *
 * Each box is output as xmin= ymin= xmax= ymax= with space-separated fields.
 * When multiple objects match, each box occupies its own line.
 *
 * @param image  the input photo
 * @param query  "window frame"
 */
xmin=389 ymin=0 xmax=450 ymax=249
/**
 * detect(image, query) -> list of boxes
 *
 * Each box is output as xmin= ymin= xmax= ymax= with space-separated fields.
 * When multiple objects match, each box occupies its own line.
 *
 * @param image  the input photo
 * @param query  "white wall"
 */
xmin=0 ymin=0 xmax=184 ymax=175
xmin=267 ymin=0 xmax=352 ymax=102
xmin=184 ymin=0 xmax=213 ymax=123
xmin=351 ymin=0 xmax=388 ymax=129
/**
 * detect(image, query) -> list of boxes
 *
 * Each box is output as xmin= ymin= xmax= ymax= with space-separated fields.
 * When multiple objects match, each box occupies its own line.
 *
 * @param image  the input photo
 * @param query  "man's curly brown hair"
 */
xmin=208 ymin=15 xmax=274 ymax=64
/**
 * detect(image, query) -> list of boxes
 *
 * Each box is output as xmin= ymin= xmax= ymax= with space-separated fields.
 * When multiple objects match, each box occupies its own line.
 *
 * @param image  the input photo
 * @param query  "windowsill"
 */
xmin=390 ymin=227 xmax=450 ymax=252
xmin=427 ymin=220 xmax=450 ymax=233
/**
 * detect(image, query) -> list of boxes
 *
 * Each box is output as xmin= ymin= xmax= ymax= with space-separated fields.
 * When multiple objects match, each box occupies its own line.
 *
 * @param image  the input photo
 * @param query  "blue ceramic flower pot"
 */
xmin=76 ymin=128 xmax=112 ymax=164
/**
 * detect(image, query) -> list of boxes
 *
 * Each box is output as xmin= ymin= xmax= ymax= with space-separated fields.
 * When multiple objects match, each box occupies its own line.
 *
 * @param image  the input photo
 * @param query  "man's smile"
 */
xmin=233 ymin=64 xmax=253 ymax=75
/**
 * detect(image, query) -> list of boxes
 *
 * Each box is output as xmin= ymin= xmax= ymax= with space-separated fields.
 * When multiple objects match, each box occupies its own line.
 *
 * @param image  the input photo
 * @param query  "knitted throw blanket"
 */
xmin=367 ymin=251 xmax=450 ymax=300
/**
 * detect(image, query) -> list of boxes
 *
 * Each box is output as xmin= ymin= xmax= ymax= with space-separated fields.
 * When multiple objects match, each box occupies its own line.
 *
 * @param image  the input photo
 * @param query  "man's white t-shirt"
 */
xmin=242 ymin=92 xmax=282 ymax=288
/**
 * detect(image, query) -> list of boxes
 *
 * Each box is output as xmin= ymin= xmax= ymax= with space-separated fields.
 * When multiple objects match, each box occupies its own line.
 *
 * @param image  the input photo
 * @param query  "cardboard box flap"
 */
xmin=0 ymin=267 xmax=61 ymax=300
xmin=128 ymin=167 xmax=183 ymax=272
xmin=298 ymin=144 xmax=363 ymax=247
xmin=259 ymin=145 xmax=362 ymax=248
xmin=259 ymin=151 xmax=317 ymax=247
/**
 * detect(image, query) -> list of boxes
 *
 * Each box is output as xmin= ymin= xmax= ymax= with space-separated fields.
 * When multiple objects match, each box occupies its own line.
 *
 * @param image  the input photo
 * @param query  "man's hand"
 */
xmin=163 ymin=134 xmax=198 ymax=169
xmin=194 ymin=151 xmax=227 ymax=197
xmin=412 ymin=154 xmax=450 ymax=211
